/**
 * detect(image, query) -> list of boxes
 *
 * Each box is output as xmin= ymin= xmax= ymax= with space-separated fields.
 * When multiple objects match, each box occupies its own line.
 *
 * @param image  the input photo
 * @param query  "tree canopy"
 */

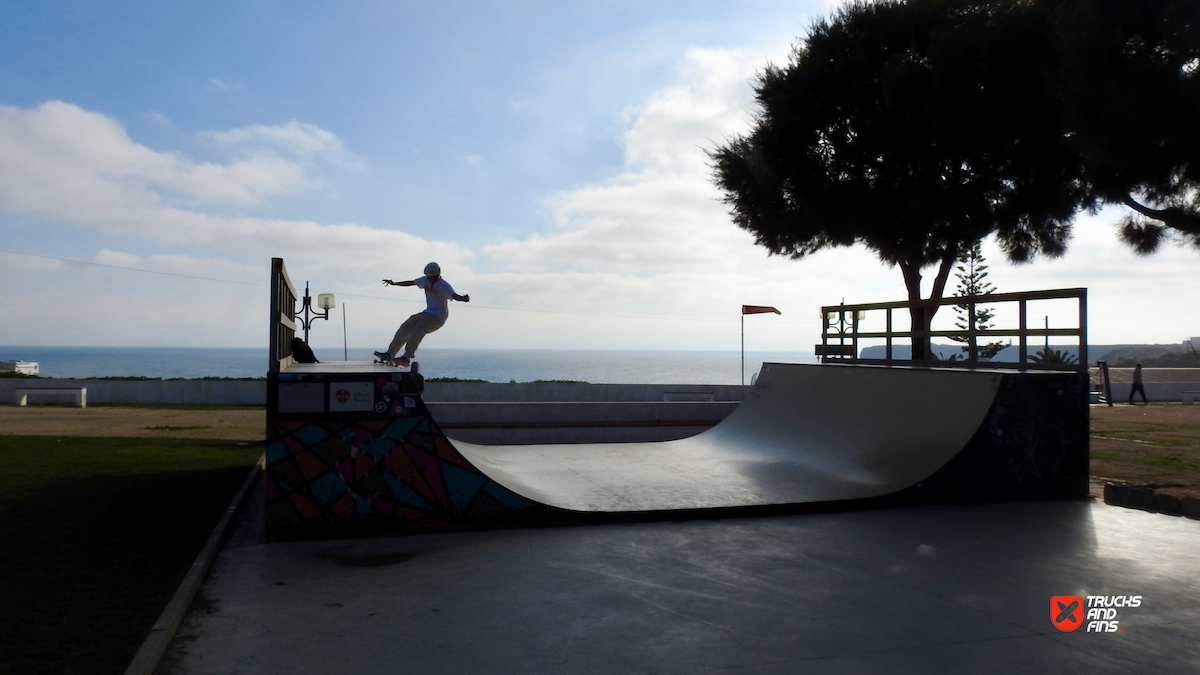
xmin=1051 ymin=0 xmax=1200 ymax=252
xmin=710 ymin=0 xmax=1200 ymax=360
xmin=709 ymin=0 xmax=1080 ymax=359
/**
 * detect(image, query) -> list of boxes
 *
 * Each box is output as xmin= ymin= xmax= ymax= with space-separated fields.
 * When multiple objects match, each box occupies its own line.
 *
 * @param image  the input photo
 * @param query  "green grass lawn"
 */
xmin=0 ymin=436 xmax=261 ymax=675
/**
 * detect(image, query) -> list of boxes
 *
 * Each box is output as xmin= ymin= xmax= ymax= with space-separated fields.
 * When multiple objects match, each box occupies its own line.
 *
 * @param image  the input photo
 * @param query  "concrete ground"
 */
xmin=164 ymin=496 xmax=1199 ymax=675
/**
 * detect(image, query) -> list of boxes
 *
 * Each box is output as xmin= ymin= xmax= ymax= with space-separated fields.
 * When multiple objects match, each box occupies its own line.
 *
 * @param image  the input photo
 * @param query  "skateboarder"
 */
xmin=375 ymin=262 xmax=469 ymax=366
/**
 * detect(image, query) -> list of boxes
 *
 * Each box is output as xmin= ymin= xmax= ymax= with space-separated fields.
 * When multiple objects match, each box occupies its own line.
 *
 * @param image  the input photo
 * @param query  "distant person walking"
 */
xmin=1128 ymin=363 xmax=1147 ymax=404
xmin=375 ymin=262 xmax=469 ymax=366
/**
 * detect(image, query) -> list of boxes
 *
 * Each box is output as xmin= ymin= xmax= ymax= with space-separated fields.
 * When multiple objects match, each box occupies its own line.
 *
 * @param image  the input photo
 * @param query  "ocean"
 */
xmin=0 ymin=346 xmax=818 ymax=385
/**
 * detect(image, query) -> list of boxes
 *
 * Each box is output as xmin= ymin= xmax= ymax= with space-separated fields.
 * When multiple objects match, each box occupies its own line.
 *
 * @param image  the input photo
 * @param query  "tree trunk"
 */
xmin=898 ymin=258 xmax=928 ymax=362
xmin=899 ymin=250 xmax=959 ymax=363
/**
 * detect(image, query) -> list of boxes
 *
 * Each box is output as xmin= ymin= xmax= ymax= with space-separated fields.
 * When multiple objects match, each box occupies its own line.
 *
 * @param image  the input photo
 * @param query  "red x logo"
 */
xmin=1051 ymin=596 xmax=1084 ymax=632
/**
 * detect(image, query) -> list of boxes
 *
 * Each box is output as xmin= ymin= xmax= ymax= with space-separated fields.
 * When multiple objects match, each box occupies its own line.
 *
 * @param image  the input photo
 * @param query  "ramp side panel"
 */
xmin=452 ymin=364 xmax=1005 ymax=512
xmin=900 ymin=370 xmax=1089 ymax=502
xmin=263 ymin=372 xmax=549 ymax=538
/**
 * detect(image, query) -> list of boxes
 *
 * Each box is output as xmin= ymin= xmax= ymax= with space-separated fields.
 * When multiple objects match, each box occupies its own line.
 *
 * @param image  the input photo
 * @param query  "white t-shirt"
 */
xmin=414 ymin=276 xmax=455 ymax=320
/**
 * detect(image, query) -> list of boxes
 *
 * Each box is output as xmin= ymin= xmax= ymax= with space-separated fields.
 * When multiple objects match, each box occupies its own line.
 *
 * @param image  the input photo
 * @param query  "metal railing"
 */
xmin=269 ymin=257 xmax=298 ymax=374
xmin=819 ymin=288 xmax=1088 ymax=373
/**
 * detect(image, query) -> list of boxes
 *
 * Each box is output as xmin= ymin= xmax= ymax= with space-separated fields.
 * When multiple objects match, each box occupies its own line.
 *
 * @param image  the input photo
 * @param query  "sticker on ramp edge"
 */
xmin=330 ymin=382 xmax=374 ymax=412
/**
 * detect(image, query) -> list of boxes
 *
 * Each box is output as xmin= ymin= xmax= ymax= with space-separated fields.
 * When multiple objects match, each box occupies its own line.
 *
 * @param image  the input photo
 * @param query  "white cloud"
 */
xmin=146 ymin=110 xmax=174 ymax=128
xmin=87 ymin=249 xmax=262 ymax=278
xmin=464 ymin=44 xmax=937 ymax=346
xmin=620 ymin=47 xmax=759 ymax=174
xmin=206 ymin=78 xmax=246 ymax=94
xmin=0 ymin=102 xmax=463 ymax=277
xmin=485 ymin=47 xmax=767 ymax=276
xmin=0 ymin=102 xmax=315 ymax=209
xmin=205 ymin=120 xmax=360 ymax=168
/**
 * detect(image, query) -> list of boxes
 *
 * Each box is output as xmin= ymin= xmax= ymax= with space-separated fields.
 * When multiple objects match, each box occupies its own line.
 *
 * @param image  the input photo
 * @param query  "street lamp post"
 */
xmin=819 ymin=301 xmax=865 ymax=363
xmin=298 ymin=281 xmax=337 ymax=344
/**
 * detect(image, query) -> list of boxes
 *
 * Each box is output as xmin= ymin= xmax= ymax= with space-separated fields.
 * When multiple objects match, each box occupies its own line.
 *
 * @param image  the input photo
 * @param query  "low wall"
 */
xmin=422 ymin=382 xmax=748 ymax=403
xmin=1102 ymin=382 xmax=1200 ymax=403
xmin=0 ymin=379 xmax=748 ymax=406
xmin=0 ymin=379 xmax=266 ymax=406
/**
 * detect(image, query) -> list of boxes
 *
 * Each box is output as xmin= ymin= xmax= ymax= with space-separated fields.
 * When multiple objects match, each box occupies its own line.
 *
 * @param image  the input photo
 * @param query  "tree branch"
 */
xmin=928 ymin=248 xmax=958 ymax=305
xmin=912 ymin=247 xmax=959 ymax=327
xmin=897 ymin=256 xmax=922 ymax=303
xmin=1120 ymin=194 xmax=1200 ymax=235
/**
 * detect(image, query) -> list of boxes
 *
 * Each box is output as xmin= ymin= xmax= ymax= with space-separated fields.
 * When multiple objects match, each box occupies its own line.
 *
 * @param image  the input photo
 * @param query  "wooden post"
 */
xmin=1018 ymin=299 xmax=1027 ymax=366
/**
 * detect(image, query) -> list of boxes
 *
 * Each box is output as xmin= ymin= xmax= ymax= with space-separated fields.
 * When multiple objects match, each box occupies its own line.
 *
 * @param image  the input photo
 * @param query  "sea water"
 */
xmin=0 ymin=346 xmax=817 ymax=385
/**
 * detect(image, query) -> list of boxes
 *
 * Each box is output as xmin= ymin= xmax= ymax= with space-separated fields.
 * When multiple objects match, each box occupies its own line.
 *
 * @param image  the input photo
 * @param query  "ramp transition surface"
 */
xmin=451 ymin=364 xmax=1002 ymax=512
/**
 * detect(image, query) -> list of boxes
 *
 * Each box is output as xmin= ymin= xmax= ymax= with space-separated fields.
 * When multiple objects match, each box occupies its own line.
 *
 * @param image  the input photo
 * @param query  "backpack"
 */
xmin=290 ymin=337 xmax=319 ymax=363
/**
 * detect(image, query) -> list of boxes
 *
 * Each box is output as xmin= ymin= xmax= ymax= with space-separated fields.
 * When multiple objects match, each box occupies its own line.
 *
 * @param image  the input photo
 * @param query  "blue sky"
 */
xmin=1 ymin=0 xmax=1195 ymax=352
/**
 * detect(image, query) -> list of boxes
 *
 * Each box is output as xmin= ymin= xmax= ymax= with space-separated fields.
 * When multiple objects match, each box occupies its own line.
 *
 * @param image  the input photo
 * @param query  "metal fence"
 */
xmin=819 ymin=288 xmax=1088 ymax=373
xmin=269 ymin=257 xmax=298 ymax=374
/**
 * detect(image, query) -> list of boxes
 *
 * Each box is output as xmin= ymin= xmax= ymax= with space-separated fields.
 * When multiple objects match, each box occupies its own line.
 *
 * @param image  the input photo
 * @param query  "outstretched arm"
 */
xmin=452 ymin=293 xmax=470 ymax=302
xmin=382 ymin=279 xmax=417 ymax=287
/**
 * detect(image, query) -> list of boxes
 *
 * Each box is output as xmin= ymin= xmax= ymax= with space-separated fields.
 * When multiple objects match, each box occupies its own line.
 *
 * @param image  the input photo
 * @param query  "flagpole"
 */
xmin=740 ymin=305 xmax=781 ymax=387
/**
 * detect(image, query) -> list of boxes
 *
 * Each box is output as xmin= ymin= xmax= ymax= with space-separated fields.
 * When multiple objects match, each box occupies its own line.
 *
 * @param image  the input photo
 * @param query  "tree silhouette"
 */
xmin=705 ymin=1 xmax=1084 ymax=357
xmin=711 ymin=0 xmax=1200 ymax=362
xmin=951 ymin=242 xmax=1007 ymax=358
xmin=709 ymin=0 xmax=1082 ymax=360
xmin=1030 ymin=347 xmax=1078 ymax=365
xmin=1051 ymin=0 xmax=1200 ymax=252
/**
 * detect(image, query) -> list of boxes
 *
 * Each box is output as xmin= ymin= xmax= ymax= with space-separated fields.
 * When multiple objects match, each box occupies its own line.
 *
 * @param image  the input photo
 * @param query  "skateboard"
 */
xmin=373 ymin=352 xmax=418 ymax=373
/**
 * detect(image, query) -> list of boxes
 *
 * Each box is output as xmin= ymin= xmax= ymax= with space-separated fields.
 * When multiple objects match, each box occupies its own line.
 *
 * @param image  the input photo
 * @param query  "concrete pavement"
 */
xmin=164 ymin=498 xmax=1200 ymax=674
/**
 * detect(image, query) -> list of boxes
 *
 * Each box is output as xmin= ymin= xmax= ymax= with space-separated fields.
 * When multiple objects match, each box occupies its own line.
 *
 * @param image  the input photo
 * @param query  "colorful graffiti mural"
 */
xmin=265 ymin=373 xmax=542 ymax=536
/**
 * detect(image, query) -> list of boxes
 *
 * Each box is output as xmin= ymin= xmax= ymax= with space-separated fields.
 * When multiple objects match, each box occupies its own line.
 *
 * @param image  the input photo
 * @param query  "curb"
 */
xmin=1103 ymin=482 xmax=1200 ymax=519
xmin=123 ymin=457 xmax=263 ymax=675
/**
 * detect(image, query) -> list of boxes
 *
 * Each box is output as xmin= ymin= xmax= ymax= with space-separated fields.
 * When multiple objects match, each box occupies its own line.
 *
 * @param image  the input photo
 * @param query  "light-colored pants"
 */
xmin=387 ymin=311 xmax=445 ymax=359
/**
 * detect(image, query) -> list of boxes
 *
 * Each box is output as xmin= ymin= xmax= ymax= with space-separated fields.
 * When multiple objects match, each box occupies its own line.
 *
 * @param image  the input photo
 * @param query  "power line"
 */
xmin=312 ymin=290 xmax=817 ymax=325
xmin=334 ymin=289 xmax=736 ymax=323
xmin=0 ymin=247 xmax=814 ymax=325
xmin=0 ymin=248 xmax=266 ymax=287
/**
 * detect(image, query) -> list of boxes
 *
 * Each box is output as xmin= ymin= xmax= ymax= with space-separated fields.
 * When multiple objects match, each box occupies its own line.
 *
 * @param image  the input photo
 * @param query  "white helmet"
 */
xmin=423 ymin=262 xmax=441 ymax=276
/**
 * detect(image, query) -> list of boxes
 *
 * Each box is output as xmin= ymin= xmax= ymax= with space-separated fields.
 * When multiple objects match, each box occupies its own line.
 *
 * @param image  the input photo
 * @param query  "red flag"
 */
xmin=742 ymin=305 xmax=781 ymax=315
